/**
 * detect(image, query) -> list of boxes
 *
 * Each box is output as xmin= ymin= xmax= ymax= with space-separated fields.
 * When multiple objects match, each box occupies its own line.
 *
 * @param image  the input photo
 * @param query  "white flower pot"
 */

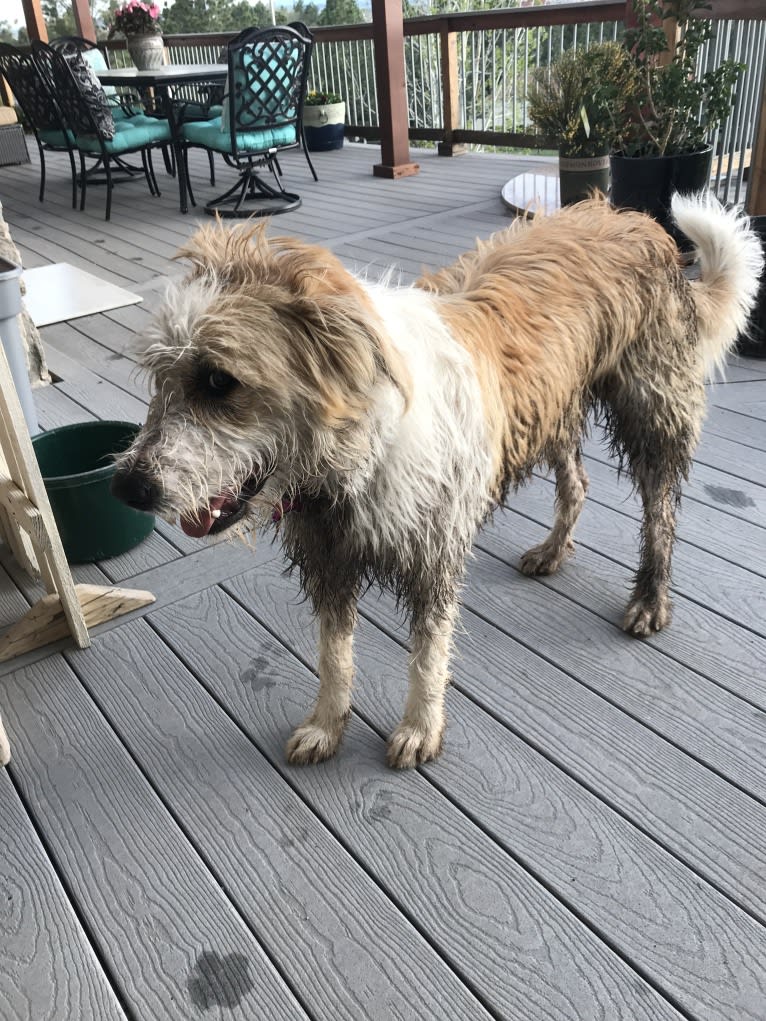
xmin=303 ymin=101 xmax=345 ymax=152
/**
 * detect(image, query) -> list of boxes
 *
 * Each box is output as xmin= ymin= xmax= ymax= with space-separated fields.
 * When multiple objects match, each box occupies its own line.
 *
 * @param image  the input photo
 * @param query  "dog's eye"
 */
xmin=207 ymin=370 xmax=236 ymax=394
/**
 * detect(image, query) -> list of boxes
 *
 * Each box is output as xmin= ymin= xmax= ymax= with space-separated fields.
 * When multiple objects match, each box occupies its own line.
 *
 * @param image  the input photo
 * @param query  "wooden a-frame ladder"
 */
xmin=0 ymin=341 xmax=154 ymax=766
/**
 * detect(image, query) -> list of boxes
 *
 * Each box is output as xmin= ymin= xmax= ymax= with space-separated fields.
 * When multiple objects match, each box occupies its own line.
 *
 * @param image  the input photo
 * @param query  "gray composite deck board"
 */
xmin=215 ymin=565 xmax=766 ymax=1021
xmin=2 ymin=656 xmax=307 ymax=1021
xmin=67 ymin=621 xmax=495 ymax=1021
xmin=150 ymin=587 xmax=685 ymax=1021
xmin=480 ymin=499 xmax=766 ymax=710
xmin=2 ymin=143 xmax=766 ymax=1019
xmin=0 ymin=772 xmax=128 ymax=1021
xmin=458 ymin=546 xmax=766 ymax=797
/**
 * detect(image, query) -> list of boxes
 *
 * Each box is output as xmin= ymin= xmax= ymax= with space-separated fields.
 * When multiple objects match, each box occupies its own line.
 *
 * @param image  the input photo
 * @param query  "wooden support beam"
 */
xmin=438 ymin=28 xmax=465 ymax=157
xmin=20 ymin=0 xmax=47 ymax=43
xmin=749 ymin=69 xmax=766 ymax=216
xmin=72 ymin=0 xmax=97 ymax=43
xmin=370 ymin=0 xmax=419 ymax=179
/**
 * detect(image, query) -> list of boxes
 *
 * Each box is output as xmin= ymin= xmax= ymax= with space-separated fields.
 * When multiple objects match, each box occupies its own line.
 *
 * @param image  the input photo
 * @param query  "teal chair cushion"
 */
xmin=183 ymin=116 xmax=296 ymax=153
xmin=220 ymin=46 xmax=299 ymax=134
xmin=39 ymin=127 xmax=75 ymax=147
xmin=76 ymin=114 xmax=171 ymax=154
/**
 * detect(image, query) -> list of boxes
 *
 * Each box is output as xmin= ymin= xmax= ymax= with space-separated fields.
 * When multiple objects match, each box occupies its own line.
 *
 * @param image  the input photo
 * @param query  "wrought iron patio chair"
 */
xmin=181 ymin=24 xmax=316 ymax=217
xmin=0 ymin=42 xmax=78 ymax=208
xmin=49 ymin=34 xmax=177 ymax=177
xmin=33 ymin=41 xmax=172 ymax=221
xmin=49 ymin=36 xmax=143 ymax=121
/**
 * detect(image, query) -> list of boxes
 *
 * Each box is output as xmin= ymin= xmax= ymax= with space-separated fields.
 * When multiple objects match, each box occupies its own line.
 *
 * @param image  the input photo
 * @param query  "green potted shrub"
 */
xmin=303 ymin=90 xmax=345 ymax=152
xmin=606 ymin=0 xmax=744 ymax=234
xmin=528 ymin=43 xmax=634 ymax=205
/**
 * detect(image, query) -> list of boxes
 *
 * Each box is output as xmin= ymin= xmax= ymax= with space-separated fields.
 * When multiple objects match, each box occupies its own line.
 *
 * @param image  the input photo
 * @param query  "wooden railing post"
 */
xmin=371 ymin=0 xmax=419 ymax=178
xmin=438 ymin=27 xmax=465 ymax=157
xmin=20 ymin=0 xmax=47 ymax=43
xmin=72 ymin=0 xmax=98 ymax=43
xmin=748 ymin=71 xmax=766 ymax=215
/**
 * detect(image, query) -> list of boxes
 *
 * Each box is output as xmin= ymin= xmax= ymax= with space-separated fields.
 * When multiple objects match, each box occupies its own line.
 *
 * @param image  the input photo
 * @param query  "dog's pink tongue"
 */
xmin=180 ymin=495 xmax=228 ymax=538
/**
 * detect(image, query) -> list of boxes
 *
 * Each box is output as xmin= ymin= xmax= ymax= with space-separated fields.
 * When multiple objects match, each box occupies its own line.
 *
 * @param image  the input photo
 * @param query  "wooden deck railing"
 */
xmin=98 ymin=1 xmax=764 ymax=212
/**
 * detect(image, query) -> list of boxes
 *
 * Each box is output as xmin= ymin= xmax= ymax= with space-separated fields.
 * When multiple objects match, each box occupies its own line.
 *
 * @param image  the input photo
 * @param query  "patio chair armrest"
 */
xmin=107 ymin=92 xmax=143 ymax=117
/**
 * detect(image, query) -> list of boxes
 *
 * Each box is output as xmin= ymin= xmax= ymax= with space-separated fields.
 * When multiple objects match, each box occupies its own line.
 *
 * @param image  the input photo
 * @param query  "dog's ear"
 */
xmin=268 ymin=242 xmax=411 ymax=427
xmin=174 ymin=220 xmax=270 ymax=284
xmin=284 ymin=288 xmax=411 ymax=428
xmin=175 ymin=225 xmax=412 ymax=426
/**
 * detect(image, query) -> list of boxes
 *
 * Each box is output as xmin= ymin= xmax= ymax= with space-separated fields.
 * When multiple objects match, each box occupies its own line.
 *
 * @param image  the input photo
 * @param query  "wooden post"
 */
xmin=20 ymin=0 xmax=47 ymax=43
xmin=438 ymin=27 xmax=465 ymax=157
xmin=748 ymin=70 xmax=766 ymax=215
xmin=371 ymin=0 xmax=419 ymax=179
xmin=72 ymin=0 xmax=97 ymax=43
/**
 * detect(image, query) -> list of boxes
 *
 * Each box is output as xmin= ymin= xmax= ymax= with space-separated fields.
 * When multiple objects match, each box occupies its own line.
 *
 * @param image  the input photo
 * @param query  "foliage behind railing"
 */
xmin=103 ymin=1 xmax=765 ymax=204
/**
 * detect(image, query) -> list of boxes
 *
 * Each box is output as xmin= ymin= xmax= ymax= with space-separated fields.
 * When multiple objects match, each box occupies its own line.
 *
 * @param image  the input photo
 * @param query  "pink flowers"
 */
xmin=108 ymin=0 xmax=161 ymax=37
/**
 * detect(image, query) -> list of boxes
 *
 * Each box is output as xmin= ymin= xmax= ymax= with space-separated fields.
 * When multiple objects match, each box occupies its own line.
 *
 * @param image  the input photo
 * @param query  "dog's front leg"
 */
xmin=286 ymin=599 xmax=356 ymax=765
xmin=387 ymin=603 xmax=457 ymax=769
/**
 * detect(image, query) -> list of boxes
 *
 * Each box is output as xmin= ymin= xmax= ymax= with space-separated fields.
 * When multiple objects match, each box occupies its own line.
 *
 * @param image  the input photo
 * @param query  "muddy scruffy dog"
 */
xmin=113 ymin=194 xmax=762 ymax=768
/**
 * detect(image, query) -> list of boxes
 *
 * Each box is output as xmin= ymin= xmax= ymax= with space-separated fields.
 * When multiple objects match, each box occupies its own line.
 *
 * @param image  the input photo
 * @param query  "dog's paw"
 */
xmin=519 ymin=539 xmax=574 ymax=577
xmin=623 ymin=596 xmax=672 ymax=637
xmin=386 ymin=723 xmax=444 ymax=770
xmin=286 ymin=722 xmax=342 ymax=765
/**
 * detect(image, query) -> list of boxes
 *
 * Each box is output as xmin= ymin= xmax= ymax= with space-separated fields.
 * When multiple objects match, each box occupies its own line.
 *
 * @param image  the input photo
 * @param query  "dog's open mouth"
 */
xmin=179 ymin=475 xmax=268 ymax=538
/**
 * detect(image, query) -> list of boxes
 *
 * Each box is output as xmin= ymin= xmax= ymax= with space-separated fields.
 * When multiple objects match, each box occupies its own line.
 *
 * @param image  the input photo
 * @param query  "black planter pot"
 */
xmin=610 ymin=145 xmax=713 ymax=243
xmin=737 ymin=215 xmax=766 ymax=359
xmin=558 ymin=152 xmax=610 ymax=206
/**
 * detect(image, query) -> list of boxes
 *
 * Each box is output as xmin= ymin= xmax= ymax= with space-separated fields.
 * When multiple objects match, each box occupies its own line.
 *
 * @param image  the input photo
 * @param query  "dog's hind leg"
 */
xmin=601 ymin=368 xmax=703 ymax=637
xmin=387 ymin=601 xmax=457 ymax=769
xmin=286 ymin=598 xmax=357 ymax=765
xmin=623 ymin=465 xmax=682 ymax=637
xmin=520 ymin=447 xmax=589 ymax=576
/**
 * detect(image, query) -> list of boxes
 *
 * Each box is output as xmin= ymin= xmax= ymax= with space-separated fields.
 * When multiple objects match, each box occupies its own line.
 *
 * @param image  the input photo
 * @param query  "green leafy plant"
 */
xmin=608 ymin=0 xmax=744 ymax=156
xmin=528 ymin=43 xmax=635 ymax=158
xmin=305 ymin=90 xmax=343 ymax=105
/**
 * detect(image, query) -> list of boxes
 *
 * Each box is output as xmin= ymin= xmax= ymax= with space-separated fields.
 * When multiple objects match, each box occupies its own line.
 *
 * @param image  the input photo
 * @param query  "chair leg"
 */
xmin=301 ymin=128 xmax=319 ymax=182
xmin=141 ymin=150 xmax=155 ymax=196
xmin=67 ymin=148 xmax=78 ymax=209
xmin=161 ymin=144 xmax=175 ymax=177
xmin=79 ymin=153 xmax=88 ymax=211
xmin=148 ymin=150 xmax=161 ymax=196
xmin=104 ymin=157 xmax=113 ymax=221
xmin=37 ymin=144 xmax=47 ymax=203
xmin=273 ymin=155 xmax=283 ymax=178
xmin=208 ymin=149 xmax=215 ymax=187
xmin=182 ymin=145 xmax=195 ymax=209
xmin=232 ymin=169 xmax=251 ymax=215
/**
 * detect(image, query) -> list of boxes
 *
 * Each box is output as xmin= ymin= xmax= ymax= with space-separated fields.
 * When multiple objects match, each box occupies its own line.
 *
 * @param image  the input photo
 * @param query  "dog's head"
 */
xmin=112 ymin=222 xmax=410 ymax=538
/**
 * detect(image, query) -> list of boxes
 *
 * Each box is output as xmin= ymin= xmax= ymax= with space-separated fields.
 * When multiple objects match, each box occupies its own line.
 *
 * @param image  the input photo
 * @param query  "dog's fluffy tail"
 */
xmin=671 ymin=192 xmax=764 ymax=378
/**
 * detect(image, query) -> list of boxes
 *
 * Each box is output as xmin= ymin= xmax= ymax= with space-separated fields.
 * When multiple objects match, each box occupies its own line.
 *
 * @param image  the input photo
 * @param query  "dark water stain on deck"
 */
xmin=188 ymin=951 xmax=254 ymax=1010
xmin=703 ymin=484 xmax=756 ymax=509
xmin=240 ymin=653 xmax=276 ymax=690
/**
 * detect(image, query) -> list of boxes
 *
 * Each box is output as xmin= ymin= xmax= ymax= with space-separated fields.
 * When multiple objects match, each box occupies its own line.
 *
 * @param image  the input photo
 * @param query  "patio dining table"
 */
xmin=96 ymin=64 xmax=227 ymax=214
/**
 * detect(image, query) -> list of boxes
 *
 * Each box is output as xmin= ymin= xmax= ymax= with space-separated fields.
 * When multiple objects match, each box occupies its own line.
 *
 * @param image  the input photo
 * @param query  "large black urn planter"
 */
xmin=610 ymin=145 xmax=713 ymax=243
xmin=737 ymin=215 xmax=766 ymax=359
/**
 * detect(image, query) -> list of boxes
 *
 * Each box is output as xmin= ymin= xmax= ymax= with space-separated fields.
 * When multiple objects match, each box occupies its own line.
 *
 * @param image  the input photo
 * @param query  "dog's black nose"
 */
xmin=111 ymin=467 xmax=158 ymax=512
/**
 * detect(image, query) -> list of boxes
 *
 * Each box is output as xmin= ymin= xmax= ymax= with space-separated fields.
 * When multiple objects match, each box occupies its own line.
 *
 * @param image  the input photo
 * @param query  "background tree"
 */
xmin=319 ymin=0 xmax=363 ymax=26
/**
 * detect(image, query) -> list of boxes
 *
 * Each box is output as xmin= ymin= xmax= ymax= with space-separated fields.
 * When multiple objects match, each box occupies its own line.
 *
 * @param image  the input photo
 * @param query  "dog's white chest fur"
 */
xmin=342 ymin=284 xmax=495 ymax=558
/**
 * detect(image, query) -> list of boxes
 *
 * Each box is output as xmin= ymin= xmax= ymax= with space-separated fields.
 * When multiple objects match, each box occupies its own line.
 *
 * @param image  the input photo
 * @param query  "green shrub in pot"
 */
xmin=528 ymin=43 xmax=635 ymax=205
xmin=605 ymin=0 xmax=745 ymax=236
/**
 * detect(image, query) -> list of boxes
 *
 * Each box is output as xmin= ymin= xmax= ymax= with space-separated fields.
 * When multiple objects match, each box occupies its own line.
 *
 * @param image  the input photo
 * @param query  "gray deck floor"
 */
xmin=1 ymin=142 xmax=766 ymax=1021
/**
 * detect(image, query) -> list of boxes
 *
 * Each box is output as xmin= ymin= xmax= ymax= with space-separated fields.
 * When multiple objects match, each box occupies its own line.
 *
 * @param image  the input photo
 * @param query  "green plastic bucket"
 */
xmin=32 ymin=421 xmax=155 ymax=564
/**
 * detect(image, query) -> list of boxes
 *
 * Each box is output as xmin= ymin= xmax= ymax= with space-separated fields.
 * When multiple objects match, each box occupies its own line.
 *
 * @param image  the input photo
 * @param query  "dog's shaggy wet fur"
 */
xmin=113 ymin=194 xmax=763 ymax=768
